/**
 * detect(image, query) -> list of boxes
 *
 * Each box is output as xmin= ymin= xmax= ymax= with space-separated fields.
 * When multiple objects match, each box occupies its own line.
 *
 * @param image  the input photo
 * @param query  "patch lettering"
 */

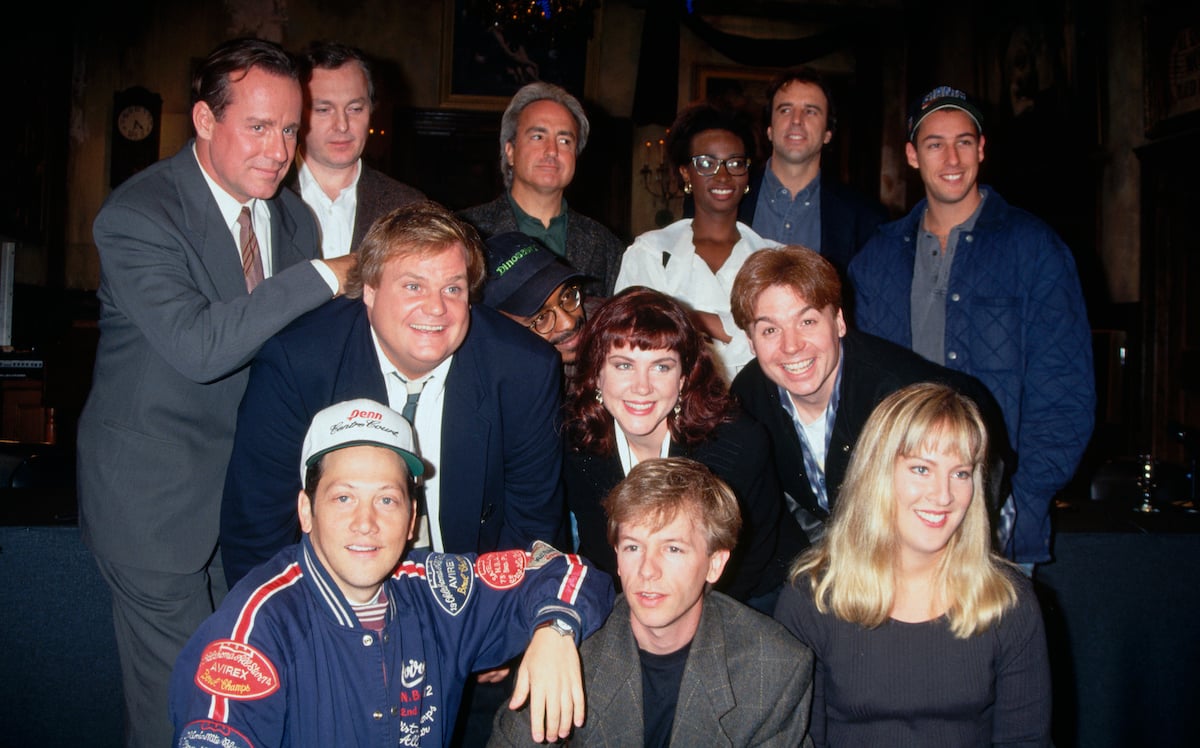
xmin=475 ymin=549 xmax=527 ymax=589
xmin=194 ymin=640 xmax=280 ymax=701
xmin=424 ymin=553 xmax=474 ymax=616
xmin=177 ymin=719 xmax=254 ymax=748
xmin=526 ymin=540 xmax=562 ymax=569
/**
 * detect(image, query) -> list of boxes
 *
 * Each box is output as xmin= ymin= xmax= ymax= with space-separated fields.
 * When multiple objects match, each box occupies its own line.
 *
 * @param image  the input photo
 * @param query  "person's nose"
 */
xmin=334 ymin=108 xmax=350 ymax=133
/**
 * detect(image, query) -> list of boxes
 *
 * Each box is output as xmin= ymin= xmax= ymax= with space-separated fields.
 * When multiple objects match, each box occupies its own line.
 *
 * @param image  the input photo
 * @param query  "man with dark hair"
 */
xmin=491 ymin=457 xmax=814 ymax=746
xmin=174 ymin=398 xmax=613 ymax=747
xmin=77 ymin=37 xmax=355 ymax=747
xmin=291 ymin=40 xmax=424 ymax=257
xmin=459 ymin=82 xmax=624 ymax=298
xmin=730 ymin=246 xmax=1012 ymax=551
xmin=742 ymin=67 xmax=886 ymax=279
xmin=849 ymin=85 xmax=1095 ymax=567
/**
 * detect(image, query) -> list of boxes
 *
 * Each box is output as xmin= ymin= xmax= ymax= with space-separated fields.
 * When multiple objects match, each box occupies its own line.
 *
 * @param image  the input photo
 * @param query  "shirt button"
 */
xmin=948 ymin=351 xmax=958 ymax=360
xmin=390 ymin=706 xmax=399 ymax=716
xmin=950 ymin=293 xmax=960 ymax=302
xmin=784 ymin=223 xmax=791 ymax=229
xmin=373 ymin=711 xmax=384 ymax=720
xmin=382 ymin=632 xmax=389 ymax=643
xmin=362 ymin=634 xmax=374 ymax=647
xmin=965 ymin=235 xmax=974 ymax=242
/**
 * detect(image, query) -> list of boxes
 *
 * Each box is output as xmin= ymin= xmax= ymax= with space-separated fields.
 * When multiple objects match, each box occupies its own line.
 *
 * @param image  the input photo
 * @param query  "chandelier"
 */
xmin=469 ymin=0 xmax=599 ymax=38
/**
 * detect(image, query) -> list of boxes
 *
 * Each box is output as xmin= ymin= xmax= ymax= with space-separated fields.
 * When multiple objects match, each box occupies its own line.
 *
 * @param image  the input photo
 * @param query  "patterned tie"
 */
xmin=397 ymin=374 xmax=432 ymax=550
xmin=237 ymin=206 xmax=265 ymax=293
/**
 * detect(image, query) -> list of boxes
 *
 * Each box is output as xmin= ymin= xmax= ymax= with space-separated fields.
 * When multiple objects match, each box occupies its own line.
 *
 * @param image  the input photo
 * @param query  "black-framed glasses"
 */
xmin=689 ymin=154 xmax=751 ymax=177
xmin=527 ymin=284 xmax=582 ymax=335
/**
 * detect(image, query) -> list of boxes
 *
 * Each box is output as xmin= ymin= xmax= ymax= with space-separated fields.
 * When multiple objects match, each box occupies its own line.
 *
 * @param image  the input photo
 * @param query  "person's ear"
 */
xmin=905 ymin=141 xmax=919 ymax=169
xmin=193 ymin=101 xmax=215 ymax=141
xmin=297 ymin=490 xmax=314 ymax=534
xmin=706 ymin=549 xmax=731 ymax=584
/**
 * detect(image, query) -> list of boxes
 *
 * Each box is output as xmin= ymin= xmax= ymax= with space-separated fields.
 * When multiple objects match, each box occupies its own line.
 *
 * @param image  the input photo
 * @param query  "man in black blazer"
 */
xmin=741 ymin=67 xmax=887 ymax=281
xmin=729 ymin=247 xmax=1012 ymax=554
xmin=77 ymin=39 xmax=353 ymax=748
xmin=289 ymin=41 xmax=424 ymax=257
xmin=459 ymin=82 xmax=624 ymax=298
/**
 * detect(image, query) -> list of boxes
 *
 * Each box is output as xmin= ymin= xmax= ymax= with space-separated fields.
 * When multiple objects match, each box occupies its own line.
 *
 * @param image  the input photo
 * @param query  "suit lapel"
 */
xmin=669 ymin=599 xmax=735 ymax=745
xmin=587 ymin=598 xmax=647 ymax=744
xmin=438 ymin=312 xmax=490 ymax=551
xmin=332 ymin=304 xmax=389 ymax=404
xmin=172 ymin=146 xmax=246 ymax=301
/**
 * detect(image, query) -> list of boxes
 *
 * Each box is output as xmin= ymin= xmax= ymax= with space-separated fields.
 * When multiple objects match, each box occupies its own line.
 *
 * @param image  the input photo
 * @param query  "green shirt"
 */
xmin=508 ymin=192 xmax=569 ymax=257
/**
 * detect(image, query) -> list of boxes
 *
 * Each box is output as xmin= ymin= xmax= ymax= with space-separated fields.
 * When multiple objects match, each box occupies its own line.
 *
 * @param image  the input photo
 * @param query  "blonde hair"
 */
xmin=790 ymin=382 xmax=1017 ymax=638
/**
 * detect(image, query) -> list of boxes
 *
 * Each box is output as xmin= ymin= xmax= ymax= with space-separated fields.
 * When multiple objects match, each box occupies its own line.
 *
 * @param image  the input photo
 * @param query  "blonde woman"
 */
xmin=774 ymin=382 xmax=1050 ymax=747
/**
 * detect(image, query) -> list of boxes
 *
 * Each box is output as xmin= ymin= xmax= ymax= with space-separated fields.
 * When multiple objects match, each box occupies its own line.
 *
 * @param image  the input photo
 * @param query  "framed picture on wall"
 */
xmin=440 ymin=0 xmax=597 ymax=110
xmin=1143 ymin=6 xmax=1200 ymax=137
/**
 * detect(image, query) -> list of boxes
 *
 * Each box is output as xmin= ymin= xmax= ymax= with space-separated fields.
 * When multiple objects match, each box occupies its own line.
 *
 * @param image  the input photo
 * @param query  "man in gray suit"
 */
xmin=76 ymin=38 xmax=353 ymax=748
xmin=290 ymin=40 xmax=425 ymax=257
xmin=490 ymin=457 xmax=814 ymax=747
xmin=459 ymin=82 xmax=624 ymax=298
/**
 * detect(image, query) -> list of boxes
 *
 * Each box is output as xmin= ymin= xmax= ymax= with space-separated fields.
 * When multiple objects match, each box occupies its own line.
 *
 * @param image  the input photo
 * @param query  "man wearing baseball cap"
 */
xmin=171 ymin=399 xmax=614 ymax=747
xmin=849 ymin=85 xmax=1095 ymax=570
xmin=482 ymin=231 xmax=593 ymax=366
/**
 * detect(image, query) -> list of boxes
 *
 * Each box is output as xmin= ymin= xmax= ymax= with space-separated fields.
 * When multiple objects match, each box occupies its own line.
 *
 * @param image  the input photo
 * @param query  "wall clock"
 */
xmin=111 ymin=87 xmax=162 ymax=187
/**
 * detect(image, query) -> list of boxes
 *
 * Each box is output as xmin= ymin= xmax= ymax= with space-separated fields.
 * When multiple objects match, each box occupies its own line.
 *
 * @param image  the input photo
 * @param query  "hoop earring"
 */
xmin=595 ymin=389 xmax=603 ymax=405
xmin=683 ymin=182 xmax=693 ymax=195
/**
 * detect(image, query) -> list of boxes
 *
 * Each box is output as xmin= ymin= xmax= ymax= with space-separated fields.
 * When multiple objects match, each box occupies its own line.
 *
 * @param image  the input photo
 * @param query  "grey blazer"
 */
xmin=77 ymin=142 xmax=331 ymax=573
xmin=458 ymin=194 xmax=624 ymax=298
xmin=489 ymin=593 xmax=814 ymax=747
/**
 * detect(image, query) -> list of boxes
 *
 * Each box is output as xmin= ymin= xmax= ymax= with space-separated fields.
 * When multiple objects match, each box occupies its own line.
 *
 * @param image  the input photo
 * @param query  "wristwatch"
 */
xmin=539 ymin=618 xmax=576 ymax=638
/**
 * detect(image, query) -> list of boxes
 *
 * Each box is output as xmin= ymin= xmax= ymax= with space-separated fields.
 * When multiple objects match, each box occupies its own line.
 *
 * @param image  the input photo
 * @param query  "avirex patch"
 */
xmin=476 ymin=549 xmax=526 ymax=590
xmin=425 ymin=552 xmax=475 ymax=616
xmin=177 ymin=720 xmax=253 ymax=748
xmin=195 ymin=639 xmax=280 ymax=701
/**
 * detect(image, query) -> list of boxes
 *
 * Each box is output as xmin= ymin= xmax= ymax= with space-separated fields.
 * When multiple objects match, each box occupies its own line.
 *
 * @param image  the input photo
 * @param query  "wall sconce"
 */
xmin=640 ymin=136 xmax=679 ymax=227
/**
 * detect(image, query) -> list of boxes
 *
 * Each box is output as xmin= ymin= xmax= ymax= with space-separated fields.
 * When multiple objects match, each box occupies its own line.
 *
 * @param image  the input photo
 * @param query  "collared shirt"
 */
xmin=372 ymin=330 xmax=455 ymax=551
xmin=614 ymin=426 xmax=672 ymax=477
xmin=911 ymin=189 xmax=988 ymax=365
xmin=194 ymin=146 xmax=274 ymax=277
xmin=752 ymin=160 xmax=822 ymax=251
xmin=509 ymin=192 xmax=569 ymax=257
xmin=777 ymin=344 xmax=844 ymax=513
xmin=297 ymin=156 xmax=361 ymax=259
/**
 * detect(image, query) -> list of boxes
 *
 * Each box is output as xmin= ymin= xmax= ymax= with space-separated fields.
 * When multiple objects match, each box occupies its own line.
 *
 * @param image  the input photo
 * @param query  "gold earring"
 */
xmin=744 ymin=184 xmax=751 ymax=195
xmin=673 ymin=400 xmax=682 ymax=417
xmin=595 ymin=389 xmax=603 ymax=405
xmin=683 ymin=182 xmax=692 ymax=195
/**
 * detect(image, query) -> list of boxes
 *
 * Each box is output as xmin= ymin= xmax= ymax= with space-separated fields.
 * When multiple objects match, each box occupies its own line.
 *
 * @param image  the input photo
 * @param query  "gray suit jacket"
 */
xmin=458 ymin=194 xmax=624 ymax=298
xmin=77 ymin=142 xmax=331 ymax=573
xmin=490 ymin=593 xmax=814 ymax=747
xmin=285 ymin=162 xmax=425 ymax=254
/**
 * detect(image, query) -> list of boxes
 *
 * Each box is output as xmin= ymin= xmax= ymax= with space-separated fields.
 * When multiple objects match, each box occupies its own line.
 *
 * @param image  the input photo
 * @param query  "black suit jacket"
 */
xmin=565 ymin=410 xmax=794 ymax=601
xmin=731 ymin=330 xmax=1013 ymax=547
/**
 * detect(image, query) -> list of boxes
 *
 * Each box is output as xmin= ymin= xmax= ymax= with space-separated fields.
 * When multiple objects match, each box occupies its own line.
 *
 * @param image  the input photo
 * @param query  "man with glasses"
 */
xmin=482 ymin=232 xmax=595 ymax=376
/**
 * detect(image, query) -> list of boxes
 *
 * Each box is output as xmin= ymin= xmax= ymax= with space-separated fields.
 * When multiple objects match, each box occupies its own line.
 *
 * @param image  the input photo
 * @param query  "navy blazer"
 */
xmin=78 ymin=142 xmax=329 ymax=573
xmin=220 ymin=297 xmax=567 ymax=586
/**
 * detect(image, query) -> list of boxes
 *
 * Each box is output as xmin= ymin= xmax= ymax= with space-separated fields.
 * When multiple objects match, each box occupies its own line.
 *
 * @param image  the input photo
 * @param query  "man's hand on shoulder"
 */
xmin=322 ymin=255 xmax=357 ymax=296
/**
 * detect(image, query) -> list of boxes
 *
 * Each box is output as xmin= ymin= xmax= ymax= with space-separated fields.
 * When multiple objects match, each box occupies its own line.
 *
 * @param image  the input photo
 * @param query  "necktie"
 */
xmin=402 ymin=377 xmax=425 ymax=424
xmin=237 ymin=206 xmax=265 ymax=293
xmin=397 ymin=374 xmax=432 ymax=549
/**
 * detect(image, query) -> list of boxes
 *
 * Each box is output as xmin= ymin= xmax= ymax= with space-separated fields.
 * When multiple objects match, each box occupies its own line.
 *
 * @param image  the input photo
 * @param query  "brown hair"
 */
xmin=347 ymin=201 xmax=487 ymax=300
xmin=730 ymin=245 xmax=842 ymax=333
xmin=191 ymin=38 xmax=299 ymax=121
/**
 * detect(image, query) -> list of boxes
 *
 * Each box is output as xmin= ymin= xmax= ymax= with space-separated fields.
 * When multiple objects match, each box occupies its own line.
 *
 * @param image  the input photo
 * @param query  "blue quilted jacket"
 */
xmin=849 ymin=188 xmax=1095 ymax=562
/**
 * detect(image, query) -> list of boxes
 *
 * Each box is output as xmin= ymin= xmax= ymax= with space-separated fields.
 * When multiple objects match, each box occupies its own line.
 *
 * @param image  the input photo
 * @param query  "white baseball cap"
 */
xmin=299 ymin=398 xmax=424 ymax=482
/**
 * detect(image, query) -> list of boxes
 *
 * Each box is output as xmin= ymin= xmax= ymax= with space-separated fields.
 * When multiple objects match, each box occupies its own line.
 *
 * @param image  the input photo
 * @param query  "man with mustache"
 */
xmin=481 ymin=231 xmax=594 ymax=379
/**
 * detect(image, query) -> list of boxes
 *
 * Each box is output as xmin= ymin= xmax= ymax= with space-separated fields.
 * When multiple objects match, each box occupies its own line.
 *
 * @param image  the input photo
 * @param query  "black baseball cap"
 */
xmin=907 ymin=85 xmax=984 ymax=143
xmin=482 ymin=232 xmax=588 ymax=318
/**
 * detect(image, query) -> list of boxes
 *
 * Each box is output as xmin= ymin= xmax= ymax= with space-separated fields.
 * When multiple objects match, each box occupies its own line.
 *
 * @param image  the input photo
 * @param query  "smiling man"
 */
xmin=289 ymin=41 xmax=424 ymax=258
xmin=490 ymin=457 xmax=814 ymax=747
xmin=849 ymin=86 xmax=1095 ymax=567
xmin=174 ymin=399 xmax=613 ymax=747
xmin=459 ymin=82 xmax=624 ymax=298
xmin=221 ymin=200 xmax=567 ymax=589
xmin=730 ymin=246 xmax=1013 ymax=552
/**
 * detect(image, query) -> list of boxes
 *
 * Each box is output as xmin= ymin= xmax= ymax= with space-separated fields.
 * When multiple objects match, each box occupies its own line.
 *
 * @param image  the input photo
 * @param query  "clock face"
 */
xmin=118 ymin=104 xmax=154 ymax=142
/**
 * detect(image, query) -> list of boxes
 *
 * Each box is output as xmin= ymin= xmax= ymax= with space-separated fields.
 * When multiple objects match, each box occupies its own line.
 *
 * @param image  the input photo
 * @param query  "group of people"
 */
xmin=77 ymin=32 xmax=1095 ymax=748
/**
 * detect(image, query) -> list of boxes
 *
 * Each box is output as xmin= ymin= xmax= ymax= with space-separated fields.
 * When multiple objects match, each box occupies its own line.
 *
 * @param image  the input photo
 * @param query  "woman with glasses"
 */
xmin=563 ymin=286 xmax=796 ymax=613
xmin=615 ymin=102 xmax=780 ymax=383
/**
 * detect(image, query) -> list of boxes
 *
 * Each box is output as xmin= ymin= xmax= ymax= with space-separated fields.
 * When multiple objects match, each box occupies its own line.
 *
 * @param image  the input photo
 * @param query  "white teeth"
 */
xmin=347 ymin=545 xmax=377 ymax=551
xmin=411 ymin=324 xmax=443 ymax=332
xmin=914 ymin=510 xmax=945 ymax=524
xmin=625 ymin=402 xmax=654 ymax=413
xmin=782 ymin=359 xmax=814 ymax=373
xmin=944 ymin=174 xmax=962 ymax=181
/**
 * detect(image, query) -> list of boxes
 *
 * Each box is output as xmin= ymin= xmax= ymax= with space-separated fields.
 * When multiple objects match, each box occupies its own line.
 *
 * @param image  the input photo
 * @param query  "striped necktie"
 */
xmin=237 ymin=206 xmax=264 ymax=293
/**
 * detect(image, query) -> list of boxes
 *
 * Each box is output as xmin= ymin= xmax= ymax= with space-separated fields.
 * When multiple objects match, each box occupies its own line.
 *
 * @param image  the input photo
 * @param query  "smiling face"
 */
xmin=363 ymin=244 xmax=471 ymax=380
xmin=508 ymin=281 xmax=586 ymax=363
xmin=298 ymin=445 xmax=416 ymax=604
xmin=767 ymin=80 xmax=832 ymax=168
xmin=193 ymin=66 xmax=303 ymax=204
xmin=891 ymin=437 xmax=974 ymax=570
xmin=617 ymin=510 xmax=729 ymax=655
xmin=505 ymin=99 xmax=578 ymax=199
xmin=679 ymin=128 xmax=750 ymax=218
xmin=747 ymin=284 xmax=846 ymax=423
xmin=906 ymin=108 xmax=985 ymax=212
xmin=303 ymin=62 xmax=371 ymax=172
xmin=598 ymin=345 xmax=683 ymax=457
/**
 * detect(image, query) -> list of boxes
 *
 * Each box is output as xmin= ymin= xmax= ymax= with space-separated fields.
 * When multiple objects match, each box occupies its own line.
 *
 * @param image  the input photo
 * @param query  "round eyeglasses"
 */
xmin=527 ymin=284 xmax=582 ymax=335
xmin=689 ymin=154 xmax=751 ymax=177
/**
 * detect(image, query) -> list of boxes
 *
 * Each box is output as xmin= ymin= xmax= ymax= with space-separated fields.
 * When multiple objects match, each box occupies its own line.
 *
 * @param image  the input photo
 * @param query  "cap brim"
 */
xmin=305 ymin=441 xmax=425 ymax=478
xmin=498 ymin=266 xmax=590 ymax=318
